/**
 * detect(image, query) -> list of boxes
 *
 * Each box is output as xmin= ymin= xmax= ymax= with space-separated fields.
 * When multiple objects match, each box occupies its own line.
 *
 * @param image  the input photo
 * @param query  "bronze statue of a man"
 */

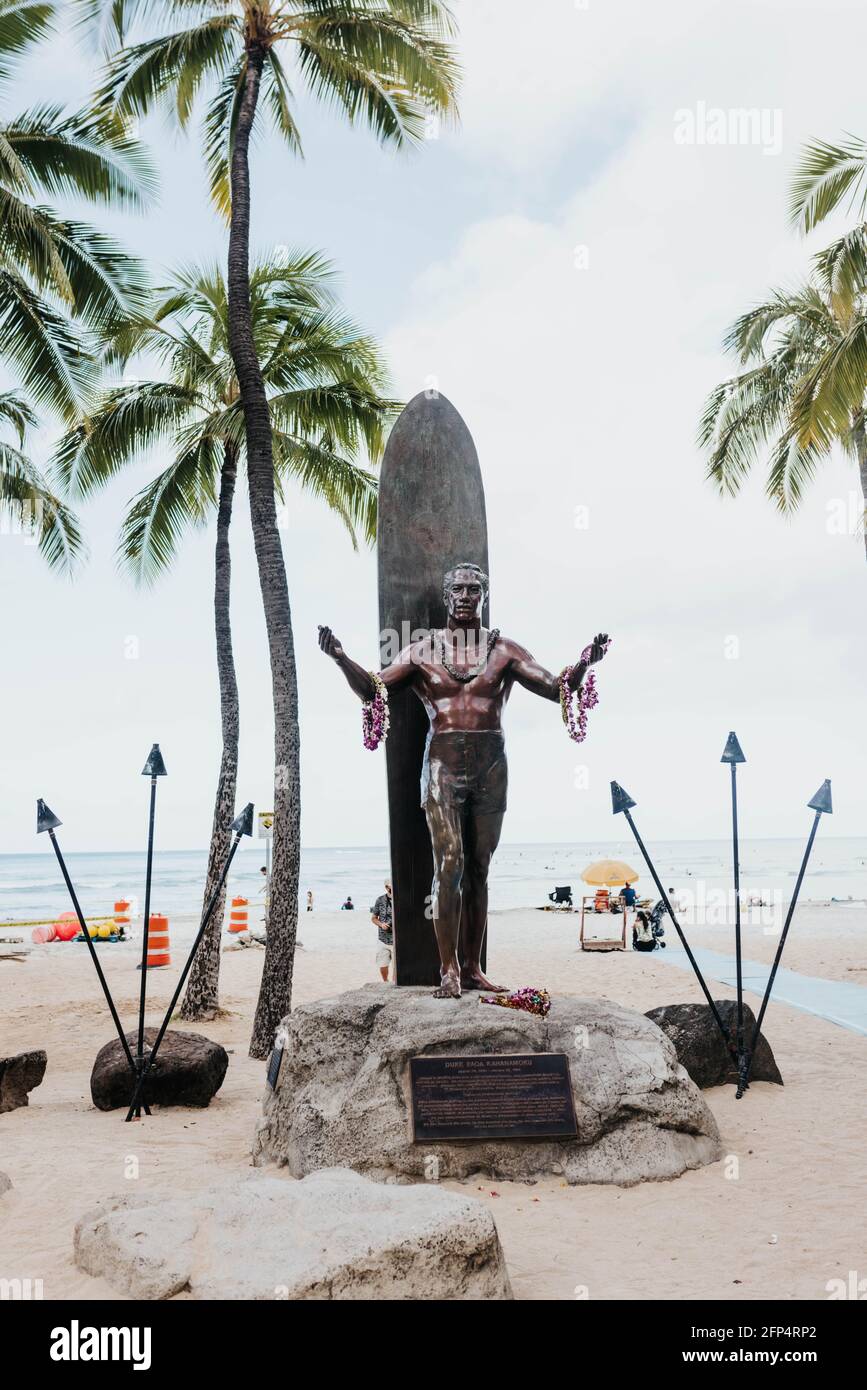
xmin=319 ymin=563 xmax=608 ymax=998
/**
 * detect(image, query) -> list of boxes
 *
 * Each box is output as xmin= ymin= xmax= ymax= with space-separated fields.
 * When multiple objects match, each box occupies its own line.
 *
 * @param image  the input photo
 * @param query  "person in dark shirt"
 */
xmin=371 ymin=881 xmax=393 ymax=982
xmin=622 ymin=882 xmax=637 ymax=908
xmin=341 ymin=896 xmax=354 ymax=911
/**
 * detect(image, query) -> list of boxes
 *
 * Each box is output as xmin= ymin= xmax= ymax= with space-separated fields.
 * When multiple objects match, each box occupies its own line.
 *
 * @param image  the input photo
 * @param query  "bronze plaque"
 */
xmin=410 ymin=1053 xmax=577 ymax=1142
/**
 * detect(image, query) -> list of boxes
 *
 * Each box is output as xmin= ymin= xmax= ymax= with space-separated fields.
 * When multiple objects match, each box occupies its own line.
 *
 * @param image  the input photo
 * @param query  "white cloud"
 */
xmin=381 ymin=6 xmax=867 ymax=840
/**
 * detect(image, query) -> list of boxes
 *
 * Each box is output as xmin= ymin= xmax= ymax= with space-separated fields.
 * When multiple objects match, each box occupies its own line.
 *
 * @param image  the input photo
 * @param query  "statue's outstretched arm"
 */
xmin=508 ymin=632 xmax=609 ymax=699
xmin=507 ymin=642 xmax=561 ymax=701
xmin=318 ymin=626 xmax=417 ymax=701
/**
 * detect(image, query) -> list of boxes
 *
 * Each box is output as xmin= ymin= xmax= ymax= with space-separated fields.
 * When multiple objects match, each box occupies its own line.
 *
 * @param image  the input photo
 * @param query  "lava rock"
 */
xmin=253 ymin=986 xmax=721 ymax=1186
xmin=90 ymin=1029 xmax=228 ymax=1111
xmin=0 ymin=1049 xmax=47 ymax=1113
xmin=645 ymin=1001 xmax=783 ymax=1089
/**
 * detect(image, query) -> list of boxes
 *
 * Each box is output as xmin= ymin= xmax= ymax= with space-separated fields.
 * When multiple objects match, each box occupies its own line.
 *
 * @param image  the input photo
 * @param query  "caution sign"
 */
xmin=258 ymin=811 xmax=274 ymax=841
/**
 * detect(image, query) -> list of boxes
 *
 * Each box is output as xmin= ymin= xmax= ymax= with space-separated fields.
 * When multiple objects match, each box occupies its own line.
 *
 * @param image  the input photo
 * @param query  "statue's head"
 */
xmin=443 ymin=562 xmax=488 ymax=624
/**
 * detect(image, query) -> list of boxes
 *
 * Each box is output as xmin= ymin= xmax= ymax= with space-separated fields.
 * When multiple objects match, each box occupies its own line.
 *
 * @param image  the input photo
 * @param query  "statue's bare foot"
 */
xmin=433 ymin=970 xmax=461 ymax=999
xmin=461 ymin=967 xmax=508 ymax=992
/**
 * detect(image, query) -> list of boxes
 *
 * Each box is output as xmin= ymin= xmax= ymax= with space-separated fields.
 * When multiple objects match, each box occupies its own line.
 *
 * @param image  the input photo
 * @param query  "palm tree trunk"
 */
xmin=227 ymin=40 xmax=301 ymax=1058
xmin=854 ymin=409 xmax=867 ymax=561
xmin=180 ymin=443 xmax=240 ymax=1021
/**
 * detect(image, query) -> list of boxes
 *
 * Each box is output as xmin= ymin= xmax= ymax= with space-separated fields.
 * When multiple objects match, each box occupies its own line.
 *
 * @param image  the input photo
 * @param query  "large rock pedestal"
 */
xmin=253 ymin=987 xmax=722 ymax=1185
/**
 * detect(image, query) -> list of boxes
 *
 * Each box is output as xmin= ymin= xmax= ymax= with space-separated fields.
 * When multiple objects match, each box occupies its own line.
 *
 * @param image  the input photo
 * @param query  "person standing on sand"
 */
xmin=371 ymin=881 xmax=393 ymax=982
xmin=306 ymin=890 xmax=314 ymax=912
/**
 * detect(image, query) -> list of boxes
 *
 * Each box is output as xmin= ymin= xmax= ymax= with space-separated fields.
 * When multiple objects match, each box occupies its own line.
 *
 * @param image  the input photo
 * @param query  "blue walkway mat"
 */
xmin=659 ymin=945 xmax=867 ymax=1037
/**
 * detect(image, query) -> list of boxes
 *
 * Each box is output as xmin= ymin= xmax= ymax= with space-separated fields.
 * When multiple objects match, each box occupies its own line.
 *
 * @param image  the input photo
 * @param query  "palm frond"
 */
xmin=268 ymin=380 xmax=396 ymax=464
xmin=262 ymin=47 xmax=303 ymax=154
xmin=293 ymin=7 xmax=460 ymax=149
xmin=789 ymin=134 xmax=867 ymax=233
xmin=118 ymin=434 xmax=220 ymax=583
xmin=813 ymin=225 xmax=867 ymax=316
xmin=202 ymin=52 xmax=245 ymax=218
xmin=94 ymin=17 xmax=240 ymax=124
xmin=699 ymin=355 xmax=799 ymax=498
xmin=765 ymin=427 xmax=826 ymax=513
xmin=0 ymin=268 xmax=91 ymax=420
xmin=5 ymin=106 xmax=156 ymax=207
xmin=51 ymin=379 xmax=202 ymax=495
xmin=0 ymin=0 xmax=56 ymax=79
xmin=45 ymin=216 xmax=151 ymax=327
xmin=788 ymin=319 xmax=867 ymax=453
xmin=0 ymin=437 xmax=86 ymax=572
xmin=0 ymin=185 xmax=73 ymax=300
xmin=0 ymin=387 xmax=37 ymax=443
xmin=723 ymin=287 xmax=834 ymax=363
xmin=270 ymin=428 xmax=378 ymax=547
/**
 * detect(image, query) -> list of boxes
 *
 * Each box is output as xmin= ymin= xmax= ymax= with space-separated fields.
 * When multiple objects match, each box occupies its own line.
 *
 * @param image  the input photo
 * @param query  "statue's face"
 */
xmin=446 ymin=569 xmax=484 ymax=624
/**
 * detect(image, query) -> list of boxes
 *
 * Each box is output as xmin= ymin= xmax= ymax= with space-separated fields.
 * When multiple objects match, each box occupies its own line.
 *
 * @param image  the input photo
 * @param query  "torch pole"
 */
xmin=729 ymin=761 xmax=748 ymax=1098
xmin=134 ymin=773 xmax=159 ymax=1117
xmin=744 ymin=781 xmax=831 ymax=1086
xmin=44 ymin=825 xmax=150 ymax=1113
xmin=622 ymin=807 xmax=736 ymax=1059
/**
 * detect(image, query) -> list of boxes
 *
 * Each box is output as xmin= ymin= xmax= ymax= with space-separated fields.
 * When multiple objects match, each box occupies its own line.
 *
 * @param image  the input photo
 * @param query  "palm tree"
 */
xmin=53 ymin=252 xmax=395 ymax=1017
xmin=0 ymin=0 xmax=153 ymax=569
xmin=698 ymin=280 xmax=867 ymax=557
xmin=699 ymin=133 xmax=867 ymax=557
xmin=86 ymin=0 xmax=460 ymax=1054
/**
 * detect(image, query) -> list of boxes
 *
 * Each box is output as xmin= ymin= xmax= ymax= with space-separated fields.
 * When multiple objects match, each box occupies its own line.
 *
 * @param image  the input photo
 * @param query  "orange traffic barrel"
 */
xmin=228 ymin=897 xmax=248 ymax=933
xmin=146 ymin=913 xmax=171 ymax=967
xmin=114 ymin=899 xmax=131 ymax=933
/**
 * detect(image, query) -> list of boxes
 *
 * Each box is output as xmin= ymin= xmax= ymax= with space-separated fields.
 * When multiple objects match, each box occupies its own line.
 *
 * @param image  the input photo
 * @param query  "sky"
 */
xmin=1 ymin=0 xmax=865 ymax=855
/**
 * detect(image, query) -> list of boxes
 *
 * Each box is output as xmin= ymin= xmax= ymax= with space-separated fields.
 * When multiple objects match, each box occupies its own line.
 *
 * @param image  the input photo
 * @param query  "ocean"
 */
xmin=2 ymin=838 xmax=865 ymax=940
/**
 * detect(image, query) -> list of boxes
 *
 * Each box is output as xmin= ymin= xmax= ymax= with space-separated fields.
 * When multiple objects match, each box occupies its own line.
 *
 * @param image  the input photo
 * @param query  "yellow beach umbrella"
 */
xmin=581 ymin=859 xmax=639 ymax=887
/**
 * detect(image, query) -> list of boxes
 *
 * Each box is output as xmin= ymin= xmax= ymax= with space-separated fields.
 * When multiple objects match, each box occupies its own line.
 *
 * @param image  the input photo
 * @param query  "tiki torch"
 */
xmin=124 ymin=802 xmax=253 ymax=1122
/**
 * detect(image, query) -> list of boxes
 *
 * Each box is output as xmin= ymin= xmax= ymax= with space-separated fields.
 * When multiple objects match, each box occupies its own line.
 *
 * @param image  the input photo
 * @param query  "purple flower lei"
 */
xmin=559 ymin=638 xmax=611 ymax=743
xmin=480 ymin=986 xmax=551 ymax=1017
xmin=362 ymin=672 xmax=389 ymax=751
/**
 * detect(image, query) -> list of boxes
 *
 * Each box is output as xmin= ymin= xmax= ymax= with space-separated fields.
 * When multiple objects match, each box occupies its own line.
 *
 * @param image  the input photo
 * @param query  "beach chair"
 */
xmin=548 ymin=886 xmax=573 ymax=908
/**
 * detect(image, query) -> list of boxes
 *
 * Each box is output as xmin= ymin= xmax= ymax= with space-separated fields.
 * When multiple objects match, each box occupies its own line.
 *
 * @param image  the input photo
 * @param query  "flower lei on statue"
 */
xmin=480 ymin=986 xmax=551 ymax=1017
xmin=361 ymin=672 xmax=390 ymax=750
xmin=559 ymin=637 xmax=611 ymax=743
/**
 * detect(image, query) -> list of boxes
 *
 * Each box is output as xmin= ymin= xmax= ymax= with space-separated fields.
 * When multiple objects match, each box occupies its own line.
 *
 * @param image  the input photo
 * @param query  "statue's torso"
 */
xmin=407 ymin=630 xmax=516 ymax=734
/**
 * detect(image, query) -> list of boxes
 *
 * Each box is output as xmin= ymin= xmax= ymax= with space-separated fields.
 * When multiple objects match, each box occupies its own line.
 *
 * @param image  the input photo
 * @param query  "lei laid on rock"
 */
xmin=559 ymin=637 xmax=611 ymax=743
xmin=480 ymin=987 xmax=551 ymax=1017
xmin=361 ymin=672 xmax=390 ymax=750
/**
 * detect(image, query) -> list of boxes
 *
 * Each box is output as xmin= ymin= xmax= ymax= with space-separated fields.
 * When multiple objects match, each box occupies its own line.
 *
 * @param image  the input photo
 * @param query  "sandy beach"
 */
xmin=1 ymin=905 xmax=866 ymax=1301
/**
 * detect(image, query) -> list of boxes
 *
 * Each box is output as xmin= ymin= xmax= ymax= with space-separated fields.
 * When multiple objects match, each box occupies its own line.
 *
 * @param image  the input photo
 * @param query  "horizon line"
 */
xmin=3 ymin=832 xmax=862 ymax=858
